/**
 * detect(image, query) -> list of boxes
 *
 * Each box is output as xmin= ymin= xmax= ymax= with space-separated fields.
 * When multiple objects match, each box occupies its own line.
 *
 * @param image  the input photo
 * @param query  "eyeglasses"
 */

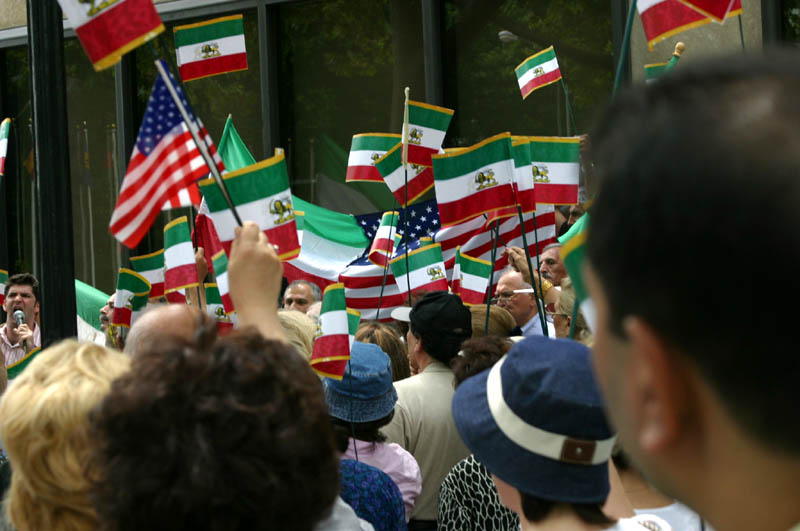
xmin=491 ymin=291 xmax=518 ymax=304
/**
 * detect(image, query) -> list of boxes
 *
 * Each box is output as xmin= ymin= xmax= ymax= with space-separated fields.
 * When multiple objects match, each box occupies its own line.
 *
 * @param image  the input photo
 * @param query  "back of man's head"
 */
xmin=587 ymin=49 xmax=800 ymax=455
xmin=409 ymin=291 xmax=472 ymax=365
xmin=89 ymin=323 xmax=339 ymax=531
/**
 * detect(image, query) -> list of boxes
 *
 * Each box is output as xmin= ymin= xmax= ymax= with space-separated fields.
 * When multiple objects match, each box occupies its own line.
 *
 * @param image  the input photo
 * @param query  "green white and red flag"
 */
xmin=174 ymin=14 xmax=248 ymax=83
xmin=375 ymin=143 xmax=434 ymax=206
xmin=529 ymin=136 xmax=581 ymax=205
xmin=389 ymin=240 xmax=449 ymax=296
xmin=211 ymin=250 xmax=235 ymax=314
xmin=638 ymin=0 xmax=741 ymax=50
xmin=163 ymin=216 xmax=199 ymax=296
xmin=368 ymin=211 xmax=400 ymax=267
xmin=512 ymin=137 xmax=536 ymax=214
xmin=198 ymin=152 xmax=300 ymax=261
xmin=311 ymin=283 xmax=361 ymax=380
xmin=401 ymin=101 xmax=454 ymax=167
xmin=679 ymin=0 xmax=741 ymax=21
xmin=515 ymin=46 xmax=562 ymax=99
xmin=432 ymin=132 xmax=517 ymax=227
xmin=204 ymin=283 xmax=236 ymax=334
xmin=0 ymin=269 xmax=7 ymax=306
xmin=129 ymin=248 xmax=165 ymax=300
xmin=57 ymin=0 xmax=164 ymax=71
xmin=112 ymin=268 xmax=151 ymax=328
xmin=346 ymin=133 xmax=401 ymax=183
xmin=451 ymin=247 xmax=492 ymax=306
xmin=0 ymin=118 xmax=10 ymax=179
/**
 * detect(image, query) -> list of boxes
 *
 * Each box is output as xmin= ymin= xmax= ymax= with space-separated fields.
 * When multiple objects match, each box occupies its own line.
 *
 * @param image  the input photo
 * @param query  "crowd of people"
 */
xmin=0 ymin=51 xmax=795 ymax=531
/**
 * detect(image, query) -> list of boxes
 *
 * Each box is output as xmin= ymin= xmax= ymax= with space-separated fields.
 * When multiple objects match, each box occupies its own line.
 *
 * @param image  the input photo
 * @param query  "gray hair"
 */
xmin=287 ymin=280 xmax=322 ymax=303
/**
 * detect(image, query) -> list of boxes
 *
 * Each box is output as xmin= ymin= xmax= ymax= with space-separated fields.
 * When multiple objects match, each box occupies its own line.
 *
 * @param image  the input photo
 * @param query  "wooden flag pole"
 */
xmin=516 ymin=206 xmax=548 ymax=337
xmin=153 ymin=60 xmax=243 ymax=227
xmin=613 ymin=0 xmax=638 ymax=97
xmin=484 ymin=221 xmax=500 ymax=335
xmin=401 ymin=87 xmax=412 ymax=305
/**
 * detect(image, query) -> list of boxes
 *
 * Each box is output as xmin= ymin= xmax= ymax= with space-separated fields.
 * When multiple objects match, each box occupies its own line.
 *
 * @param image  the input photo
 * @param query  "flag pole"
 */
xmin=83 ymin=123 xmax=96 ymax=287
xmin=401 ymin=86 xmax=412 ymax=305
xmin=153 ymin=60 xmax=243 ymax=227
xmin=517 ymin=206 xmax=548 ymax=337
xmin=613 ymin=0 xmax=638 ymax=97
xmin=737 ymin=15 xmax=745 ymax=51
xmin=559 ymin=79 xmax=578 ymax=136
xmin=376 ymin=202 xmax=400 ymax=320
xmin=484 ymin=221 xmax=499 ymax=335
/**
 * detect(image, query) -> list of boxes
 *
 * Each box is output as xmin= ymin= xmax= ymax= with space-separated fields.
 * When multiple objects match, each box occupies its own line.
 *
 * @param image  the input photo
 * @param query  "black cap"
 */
xmin=407 ymin=291 xmax=471 ymax=338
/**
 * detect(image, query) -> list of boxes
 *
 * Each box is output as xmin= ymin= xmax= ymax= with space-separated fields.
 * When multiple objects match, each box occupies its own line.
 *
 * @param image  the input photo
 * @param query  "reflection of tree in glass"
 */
xmin=783 ymin=0 xmax=800 ymax=43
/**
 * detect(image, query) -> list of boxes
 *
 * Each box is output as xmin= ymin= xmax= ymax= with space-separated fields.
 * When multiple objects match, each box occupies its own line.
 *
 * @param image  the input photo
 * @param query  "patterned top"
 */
xmin=340 ymin=459 xmax=407 ymax=531
xmin=438 ymin=454 xmax=520 ymax=531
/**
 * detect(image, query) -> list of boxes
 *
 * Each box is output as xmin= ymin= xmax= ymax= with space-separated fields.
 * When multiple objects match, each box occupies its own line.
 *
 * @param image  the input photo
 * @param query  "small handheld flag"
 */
xmin=346 ymin=133 xmax=401 ymax=183
xmin=375 ymin=143 xmax=434 ymax=206
xmin=515 ymin=46 xmax=562 ymax=99
xmin=211 ymin=250 xmax=235 ymax=314
xmin=311 ymin=283 xmax=360 ymax=380
xmin=205 ymin=283 xmax=235 ymax=333
xmin=164 ymin=216 xmax=199 ymax=295
xmin=0 ymin=269 xmax=8 ymax=305
xmin=451 ymin=247 xmax=493 ymax=306
xmin=0 ymin=118 xmax=10 ymax=180
xmin=402 ymin=99 xmax=454 ymax=167
xmin=528 ymin=136 xmax=581 ymax=205
xmin=174 ymin=14 xmax=248 ymax=83
xmin=112 ymin=269 xmax=151 ymax=328
xmin=389 ymin=240 xmax=449 ymax=296
xmin=129 ymin=249 xmax=165 ymax=300
xmin=368 ymin=211 xmax=400 ymax=267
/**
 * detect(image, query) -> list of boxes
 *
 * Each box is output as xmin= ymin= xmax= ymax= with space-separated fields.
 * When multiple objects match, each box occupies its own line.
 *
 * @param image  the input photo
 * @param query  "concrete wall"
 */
xmin=630 ymin=0 xmax=763 ymax=83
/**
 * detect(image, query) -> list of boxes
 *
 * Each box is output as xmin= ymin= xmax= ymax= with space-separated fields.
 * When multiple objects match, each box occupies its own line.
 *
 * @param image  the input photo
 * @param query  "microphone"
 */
xmin=13 ymin=310 xmax=27 ymax=351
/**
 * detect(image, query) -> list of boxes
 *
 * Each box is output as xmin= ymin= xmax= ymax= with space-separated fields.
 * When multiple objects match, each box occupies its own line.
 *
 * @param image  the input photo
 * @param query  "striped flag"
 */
xmin=162 ymin=180 xmax=202 ymax=210
xmin=112 ymin=268 xmax=151 ymax=328
xmin=110 ymin=59 xmax=225 ymax=249
xmin=512 ymin=137 xmax=535 ymax=214
xmin=529 ymin=136 xmax=580 ymax=205
xmin=432 ymin=132 xmax=517 ymax=228
xmin=7 ymin=347 xmax=43 ymax=380
xmin=57 ymin=0 xmax=164 ymax=71
xmin=129 ymin=249 xmax=165 ymax=300
xmin=638 ymin=0 xmax=741 ymax=50
xmin=515 ymin=46 xmax=562 ymax=99
xmin=678 ymin=0 xmax=740 ymax=22
xmin=164 ymin=216 xmax=199 ymax=295
xmin=0 ymin=118 xmax=10 ymax=179
xmin=205 ymin=283 xmax=235 ymax=333
xmin=375 ymin=143 xmax=434 ymax=206
xmin=311 ymin=283 xmax=361 ymax=380
xmin=0 ymin=269 xmax=7 ymax=306
xmin=389 ymin=240 xmax=449 ymax=296
xmin=558 ymin=213 xmax=596 ymax=331
xmin=368 ymin=211 xmax=399 ymax=267
xmin=451 ymin=247 xmax=492 ymax=306
xmin=402 ymin=101 xmax=454 ymax=167
xmin=345 ymin=133 xmax=401 ymax=183
xmin=210 ymin=250 xmax=235 ymax=314
xmin=174 ymin=15 xmax=248 ymax=82
xmin=198 ymin=152 xmax=300 ymax=261
xmin=339 ymin=256 xmax=406 ymax=322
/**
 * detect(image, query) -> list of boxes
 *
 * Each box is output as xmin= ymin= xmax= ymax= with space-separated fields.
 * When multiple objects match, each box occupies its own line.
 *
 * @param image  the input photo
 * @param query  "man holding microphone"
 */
xmin=0 ymin=273 xmax=41 ymax=366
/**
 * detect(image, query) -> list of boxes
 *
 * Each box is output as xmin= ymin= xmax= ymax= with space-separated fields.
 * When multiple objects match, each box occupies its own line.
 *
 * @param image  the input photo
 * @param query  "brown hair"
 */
xmin=355 ymin=321 xmax=410 ymax=381
xmin=469 ymin=304 xmax=516 ymax=338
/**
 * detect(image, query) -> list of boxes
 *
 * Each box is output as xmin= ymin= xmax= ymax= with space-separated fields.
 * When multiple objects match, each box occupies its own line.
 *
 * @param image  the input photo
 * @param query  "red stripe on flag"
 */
xmin=520 ymin=69 xmax=562 ymax=98
xmin=75 ymin=0 xmax=163 ymax=67
xmin=346 ymin=165 xmax=383 ymax=183
xmin=639 ymin=0 xmax=707 ymax=46
xmin=391 ymin=167 xmax=434 ymax=205
xmin=112 ymin=307 xmax=132 ymax=327
xmin=221 ymin=292 xmax=235 ymax=314
xmin=534 ymin=184 xmax=578 ymax=205
xmin=149 ymin=282 xmax=165 ymax=299
xmin=193 ymin=211 xmax=224 ymax=275
xmin=438 ymin=185 xmax=516 ymax=227
xmin=166 ymin=291 xmax=187 ymax=303
xmin=179 ymin=53 xmax=249 ymax=82
xmin=313 ymin=334 xmax=351 ymax=357
xmin=517 ymin=188 xmax=537 ymax=213
xmin=219 ymin=222 xmax=300 ymax=262
xmin=460 ymin=288 xmax=487 ymax=306
xmin=283 ymin=262 xmax=337 ymax=293
xmin=407 ymin=145 xmax=439 ymax=167
xmin=165 ymin=263 xmax=198 ymax=292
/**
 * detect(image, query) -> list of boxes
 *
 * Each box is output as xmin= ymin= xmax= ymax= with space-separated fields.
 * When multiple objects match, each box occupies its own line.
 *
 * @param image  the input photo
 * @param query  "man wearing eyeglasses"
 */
xmin=494 ymin=270 xmax=554 ymax=338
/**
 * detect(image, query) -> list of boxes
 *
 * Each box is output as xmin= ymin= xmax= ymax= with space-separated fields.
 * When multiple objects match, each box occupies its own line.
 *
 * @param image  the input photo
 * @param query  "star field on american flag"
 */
xmin=136 ymin=67 xmax=193 ymax=155
xmin=354 ymin=199 xmax=440 ymax=255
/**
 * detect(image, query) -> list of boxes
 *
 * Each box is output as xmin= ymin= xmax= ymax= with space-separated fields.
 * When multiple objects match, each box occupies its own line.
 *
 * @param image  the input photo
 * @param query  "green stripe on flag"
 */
xmin=375 ymin=143 xmax=403 ymax=176
xmin=389 ymin=243 xmax=443 ymax=277
xmin=321 ymin=283 xmax=347 ymax=313
xmin=0 ymin=269 xmax=8 ymax=285
xmin=7 ymin=347 xmax=41 ymax=380
xmin=174 ymin=17 xmax=244 ymax=48
xmin=558 ymin=212 xmax=589 ymax=302
xmin=130 ymin=249 xmax=164 ymax=272
xmin=409 ymin=101 xmax=454 ymax=131
xmin=432 ymin=134 xmax=512 ymax=180
xmin=117 ymin=268 xmax=151 ymax=295
xmin=218 ymin=116 xmax=257 ymax=172
xmin=512 ymin=140 xmax=532 ymax=167
xmin=293 ymin=195 xmax=369 ymax=250
xmin=351 ymin=133 xmax=400 ymax=152
xmin=200 ymin=155 xmax=290 ymax=213
xmin=529 ymin=138 xmax=580 ymax=163
xmin=205 ymin=283 xmax=223 ymax=305
xmin=0 ymin=118 xmax=9 ymax=139
xmin=458 ymin=251 xmax=492 ymax=277
xmin=164 ymin=217 xmax=192 ymax=248
xmin=75 ymin=279 xmax=109 ymax=332
xmin=515 ymin=46 xmax=557 ymax=77
xmin=211 ymin=250 xmax=228 ymax=275
xmin=347 ymin=308 xmax=361 ymax=335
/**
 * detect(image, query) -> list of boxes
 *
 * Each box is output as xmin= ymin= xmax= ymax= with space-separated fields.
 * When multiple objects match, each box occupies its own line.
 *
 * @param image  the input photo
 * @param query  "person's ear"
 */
xmin=623 ymin=316 xmax=691 ymax=453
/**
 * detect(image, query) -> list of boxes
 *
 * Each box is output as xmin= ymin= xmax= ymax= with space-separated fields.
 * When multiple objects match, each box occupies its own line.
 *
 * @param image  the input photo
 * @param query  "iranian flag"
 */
xmin=311 ymin=283 xmax=361 ymax=380
xmin=389 ymin=240 xmax=449 ymax=296
xmin=0 ymin=118 xmax=10 ymax=179
xmin=529 ymin=136 xmax=580 ymax=205
xmin=129 ymin=249 xmax=165 ymax=300
xmin=512 ymin=137 xmax=536 ymax=214
xmin=451 ymin=247 xmax=492 ymax=306
xmin=432 ymin=132 xmax=517 ymax=227
xmin=375 ymin=142 xmax=434 ymax=206
xmin=679 ymin=0 xmax=741 ymax=22
xmin=210 ymin=250 xmax=235 ymax=314
xmin=112 ymin=268 xmax=151 ymax=328
xmin=368 ymin=211 xmax=399 ymax=267
xmin=174 ymin=14 xmax=248 ymax=82
xmin=57 ymin=0 xmax=164 ymax=71
xmin=198 ymin=152 xmax=300 ymax=261
xmin=0 ymin=269 xmax=7 ymax=305
xmin=402 ymin=101 xmax=454 ymax=167
xmin=346 ymin=133 xmax=401 ymax=183
xmin=638 ymin=0 xmax=741 ymax=50
xmin=163 ymin=216 xmax=199 ymax=296
xmin=205 ymin=283 xmax=235 ymax=333
xmin=7 ymin=347 xmax=43 ymax=380
xmin=558 ymin=213 xmax=596 ymax=332
xmin=515 ymin=46 xmax=562 ymax=99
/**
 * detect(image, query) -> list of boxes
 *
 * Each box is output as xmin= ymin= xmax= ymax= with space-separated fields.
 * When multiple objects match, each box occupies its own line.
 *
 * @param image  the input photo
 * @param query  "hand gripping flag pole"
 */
xmin=153 ymin=59 xmax=242 ymax=227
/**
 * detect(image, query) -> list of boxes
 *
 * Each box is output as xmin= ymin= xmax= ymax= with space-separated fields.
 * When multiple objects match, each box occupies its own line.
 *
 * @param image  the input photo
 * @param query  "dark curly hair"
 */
xmin=88 ymin=323 xmax=339 ymax=531
xmin=450 ymin=336 xmax=512 ymax=388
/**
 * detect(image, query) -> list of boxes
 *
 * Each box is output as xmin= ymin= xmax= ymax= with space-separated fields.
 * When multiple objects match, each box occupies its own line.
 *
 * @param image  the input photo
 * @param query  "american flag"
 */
xmin=109 ymin=59 xmax=224 ymax=248
xmin=162 ymin=180 xmax=202 ymax=210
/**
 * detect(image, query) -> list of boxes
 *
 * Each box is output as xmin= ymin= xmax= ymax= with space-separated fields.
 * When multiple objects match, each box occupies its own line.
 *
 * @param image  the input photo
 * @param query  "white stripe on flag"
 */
xmin=165 ymin=240 xmax=195 ymax=268
xmin=320 ymin=309 xmax=349 ymax=336
xmin=394 ymin=266 xmax=442 ymax=294
xmin=211 ymin=189 xmax=292 ymax=242
xmin=435 ymin=159 xmax=515 ymax=203
xmin=136 ymin=268 xmax=163 ymax=286
xmin=383 ymin=163 xmax=428 ymax=193
xmin=461 ymin=270 xmax=488 ymax=293
xmin=348 ymin=149 xmax=385 ymax=167
xmin=530 ymin=161 xmax=578 ymax=185
xmin=517 ymin=57 xmax=560 ymax=88
xmin=405 ymin=124 xmax=446 ymax=150
xmin=177 ymin=34 xmax=246 ymax=66
xmin=637 ymin=0 xmax=666 ymax=11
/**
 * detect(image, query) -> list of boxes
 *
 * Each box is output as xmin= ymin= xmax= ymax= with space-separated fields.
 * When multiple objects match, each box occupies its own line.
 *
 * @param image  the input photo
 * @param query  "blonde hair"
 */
xmin=556 ymin=277 xmax=594 ymax=347
xmin=469 ymin=304 xmax=516 ymax=338
xmin=355 ymin=322 xmax=410 ymax=381
xmin=0 ymin=340 xmax=131 ymax=531
xmin=278 ymin=310 xmax=316 ymax=361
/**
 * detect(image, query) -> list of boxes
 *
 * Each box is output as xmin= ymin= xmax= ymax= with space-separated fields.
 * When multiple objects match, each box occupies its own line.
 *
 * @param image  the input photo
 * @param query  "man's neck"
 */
xmin=415 ymin=351 xmax=437 ymax=373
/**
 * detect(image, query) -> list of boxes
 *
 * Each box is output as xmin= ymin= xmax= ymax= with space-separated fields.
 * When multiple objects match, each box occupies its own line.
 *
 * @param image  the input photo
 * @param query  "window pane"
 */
xmin=278 ymin=0 xmax=425 ymax=213
xmin=443 ymin=1 xmax=613 ymax=145
xmin=783 ymin=0 xmax=800 ymax=42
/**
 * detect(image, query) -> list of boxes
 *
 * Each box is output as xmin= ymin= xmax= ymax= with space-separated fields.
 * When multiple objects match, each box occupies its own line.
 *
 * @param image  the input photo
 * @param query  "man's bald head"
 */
xmin=124 ymin=305 xmax=205 ymax=357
